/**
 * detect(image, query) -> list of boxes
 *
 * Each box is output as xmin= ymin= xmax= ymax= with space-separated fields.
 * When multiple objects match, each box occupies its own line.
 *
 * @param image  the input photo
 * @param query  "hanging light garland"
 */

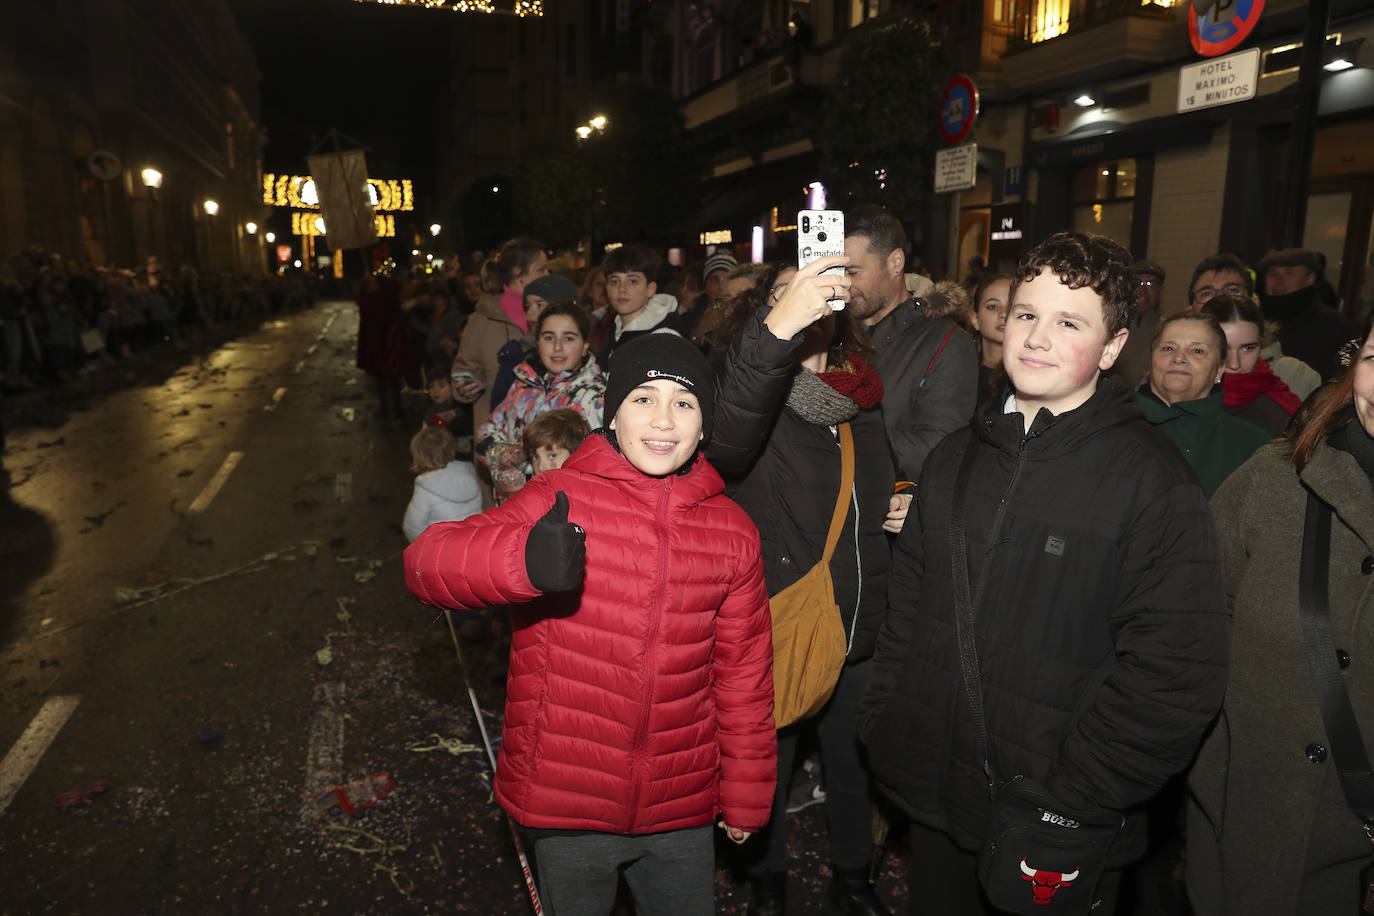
xmin=352 ymin=0 xmax=540 ymax=15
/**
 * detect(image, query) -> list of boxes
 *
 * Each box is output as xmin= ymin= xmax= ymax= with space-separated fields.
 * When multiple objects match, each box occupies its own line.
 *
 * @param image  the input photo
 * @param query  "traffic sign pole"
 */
xmin=1279 ymin=0 xmax=1328 ymax=249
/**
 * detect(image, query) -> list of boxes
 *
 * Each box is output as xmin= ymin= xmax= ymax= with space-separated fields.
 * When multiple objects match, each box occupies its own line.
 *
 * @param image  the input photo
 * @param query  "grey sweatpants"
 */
xmin=533 ymin=825 xmax=715 ymax=916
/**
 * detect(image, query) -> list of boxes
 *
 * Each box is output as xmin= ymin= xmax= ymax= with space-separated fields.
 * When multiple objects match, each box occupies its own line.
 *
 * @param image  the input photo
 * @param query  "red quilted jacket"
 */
xmin=404 ymin=433 xmax=777 ymax=834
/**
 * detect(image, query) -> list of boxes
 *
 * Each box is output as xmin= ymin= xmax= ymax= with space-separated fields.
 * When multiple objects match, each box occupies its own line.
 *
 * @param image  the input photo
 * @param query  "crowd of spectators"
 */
xmin=0 ymin=245 xmax=317 ymax=392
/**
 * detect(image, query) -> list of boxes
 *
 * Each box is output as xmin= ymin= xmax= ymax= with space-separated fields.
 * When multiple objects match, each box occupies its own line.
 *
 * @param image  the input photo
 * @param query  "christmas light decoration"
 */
xmin=290 ymin=211 xmax=395 ymax=239
xmin=351 ymin=0 xmax=523 ymax=15
xmin=263 ymin=174 xmax=414 ymax=212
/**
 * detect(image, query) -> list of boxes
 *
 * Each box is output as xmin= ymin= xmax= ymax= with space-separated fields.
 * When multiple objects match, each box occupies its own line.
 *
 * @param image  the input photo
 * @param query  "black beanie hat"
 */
xmin=604 ymin=330 xmax=714 ymax=439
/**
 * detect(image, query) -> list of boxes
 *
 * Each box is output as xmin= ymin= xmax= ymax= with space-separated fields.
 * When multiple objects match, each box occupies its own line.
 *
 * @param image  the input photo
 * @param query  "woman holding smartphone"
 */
xmin=450 ymin=237 xmax=549 ymax=437
xmin=708 ymin=256 xmax=897 ymax=915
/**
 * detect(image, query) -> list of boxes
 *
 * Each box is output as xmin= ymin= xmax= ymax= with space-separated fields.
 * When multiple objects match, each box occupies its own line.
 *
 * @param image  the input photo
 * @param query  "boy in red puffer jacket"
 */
xmin=405 ymin=330 xmax=775 ymax=914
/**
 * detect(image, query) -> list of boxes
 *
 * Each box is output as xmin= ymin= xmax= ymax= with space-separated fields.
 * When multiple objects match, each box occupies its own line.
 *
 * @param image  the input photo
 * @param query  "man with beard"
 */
xmin=1256 ymin=248 xmax=1354 ymax=381
xmin=844 ymin=205 xmax=977 ymax=484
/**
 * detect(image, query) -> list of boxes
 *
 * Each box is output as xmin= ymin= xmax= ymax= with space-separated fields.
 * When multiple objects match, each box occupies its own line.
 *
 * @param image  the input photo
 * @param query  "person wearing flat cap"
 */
xmin=1108 ymin=259 xmax=1166 ymax=390
xmin=406 ymin=329 xmax=776 ymax=914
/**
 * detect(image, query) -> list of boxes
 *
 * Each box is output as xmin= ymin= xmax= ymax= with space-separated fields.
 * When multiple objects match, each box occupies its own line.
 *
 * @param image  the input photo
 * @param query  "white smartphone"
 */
xmin=797 ymin=209 xmax=846 ymax=310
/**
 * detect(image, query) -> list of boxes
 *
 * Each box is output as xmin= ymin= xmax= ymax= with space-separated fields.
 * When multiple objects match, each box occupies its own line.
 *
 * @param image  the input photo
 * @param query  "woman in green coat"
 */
xmin=1134 ymin=312 xmax=1270 ymax=497
xmin=1187 ymin=325 xmax=1374 ymax=914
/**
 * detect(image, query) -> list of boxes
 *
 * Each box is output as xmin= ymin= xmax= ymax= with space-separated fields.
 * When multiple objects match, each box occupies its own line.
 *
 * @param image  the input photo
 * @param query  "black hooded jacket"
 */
xmin=858 ymin=380 xmax=1228 ymax=866
xmin=1260 ymin=285 xmax=1355 ymax=382
xmin=707 ymin=308 xmax=895 ymax=662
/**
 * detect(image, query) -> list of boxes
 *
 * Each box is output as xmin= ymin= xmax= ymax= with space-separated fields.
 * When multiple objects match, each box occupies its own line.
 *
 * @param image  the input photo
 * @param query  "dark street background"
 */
xmin=0 ymin=304 xmax=911 ymax=914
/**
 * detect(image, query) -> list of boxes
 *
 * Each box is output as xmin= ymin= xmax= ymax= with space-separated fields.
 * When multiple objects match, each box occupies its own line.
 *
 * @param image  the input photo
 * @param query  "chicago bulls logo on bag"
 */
xmin=1019 ymin=858 xmax=1079 ymax=906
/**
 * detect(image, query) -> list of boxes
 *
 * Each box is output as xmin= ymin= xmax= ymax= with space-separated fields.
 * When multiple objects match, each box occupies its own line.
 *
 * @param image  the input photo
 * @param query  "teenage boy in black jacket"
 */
xmin=858 ymin=232 xmax=1229 ymax=915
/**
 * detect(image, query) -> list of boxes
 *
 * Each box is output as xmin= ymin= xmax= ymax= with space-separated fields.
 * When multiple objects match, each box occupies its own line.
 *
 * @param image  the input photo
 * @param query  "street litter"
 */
xmin=406 ymin=734 xmax=482 ymax=757
xmin=138 ymin=566 xmax=174 ymax=585
xmin=336 ymin=552 xmax=399 ymax=584
xmin=315 ymin=647 xmax=334 ymax=667
xmin=196 ymin=729 xmax=222 ymax=749
xmin=102 ymin=541 xmax=318 ymax=616
xmin=56 ymin=779 xmax=110 ymax=808
xmin=314 ymin=772 xmax=394 ymax=820
xmin=321 ymin=823 xmax=415 ymax=896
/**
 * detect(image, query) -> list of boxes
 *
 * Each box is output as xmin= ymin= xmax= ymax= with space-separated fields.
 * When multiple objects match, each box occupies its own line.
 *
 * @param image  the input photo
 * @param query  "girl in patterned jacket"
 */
xmin=477 ymin=302 xmax=606 ymax=503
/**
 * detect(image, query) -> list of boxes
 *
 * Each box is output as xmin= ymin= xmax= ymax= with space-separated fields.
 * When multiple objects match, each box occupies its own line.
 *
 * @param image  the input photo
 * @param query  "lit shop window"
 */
xmin=1071 ymin=159 xmax=1136 ymax=247
xmin=1022 ymin=0 xmax=1182 ymax=44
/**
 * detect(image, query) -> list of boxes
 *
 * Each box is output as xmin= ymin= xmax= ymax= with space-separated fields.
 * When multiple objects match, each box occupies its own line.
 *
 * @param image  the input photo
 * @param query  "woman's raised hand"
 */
xmin=764 ymin=256 xmax=850 ymax=342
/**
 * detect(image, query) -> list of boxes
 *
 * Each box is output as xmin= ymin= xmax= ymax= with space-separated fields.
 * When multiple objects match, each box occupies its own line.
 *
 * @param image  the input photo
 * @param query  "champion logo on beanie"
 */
xmin=645 ymin=368 xmax=694 ymax=388
xmin=604 ymin=330 xmax=715 ymax=438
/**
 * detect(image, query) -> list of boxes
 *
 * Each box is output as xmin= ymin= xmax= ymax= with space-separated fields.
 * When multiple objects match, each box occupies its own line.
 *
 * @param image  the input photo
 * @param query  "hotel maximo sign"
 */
xmin=1189 ymin=0 xmax=1264 ymax=57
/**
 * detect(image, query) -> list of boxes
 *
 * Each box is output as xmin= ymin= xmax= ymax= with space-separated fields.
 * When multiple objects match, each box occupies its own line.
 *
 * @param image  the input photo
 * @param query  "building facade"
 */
xmin=948 ymin=0 xmax=1374 ymax=317
xmin=0 ymin=0 xmax=265 ymax=273
xmin=665 ymin=0 xmax=1374 ymax=320
xmin=436 ymin=0 xmax=605 ymax=252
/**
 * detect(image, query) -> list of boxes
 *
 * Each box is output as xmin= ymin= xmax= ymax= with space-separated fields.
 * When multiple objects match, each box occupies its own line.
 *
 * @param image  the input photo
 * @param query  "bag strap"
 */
xmin=918 ymin=324 xmax=958 ymax=389
xmin=820 ymin=423 xmax=856 ymax=564
xmin=947 ymin=434 xmax=997 ymax=797
xmin=1298 ymin=490 xmax=1374 ymax=825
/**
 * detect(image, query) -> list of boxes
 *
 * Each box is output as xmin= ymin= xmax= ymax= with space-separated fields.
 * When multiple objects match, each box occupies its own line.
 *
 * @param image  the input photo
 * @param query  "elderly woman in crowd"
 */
xmin=1135 ymin=312 xmax=1270 ymax=496
xmin=1188 ymin=323 xmax=1374 ymax=914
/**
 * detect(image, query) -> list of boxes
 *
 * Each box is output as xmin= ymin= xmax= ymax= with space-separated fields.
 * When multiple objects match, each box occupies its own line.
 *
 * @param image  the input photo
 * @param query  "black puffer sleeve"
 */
xmin=706 ymin=308 xmax=799 ymax=480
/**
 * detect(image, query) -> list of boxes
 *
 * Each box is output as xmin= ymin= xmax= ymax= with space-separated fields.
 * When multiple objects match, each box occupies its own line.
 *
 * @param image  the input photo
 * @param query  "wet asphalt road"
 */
xmin=0 ymin=303 xmax=912 ymax=915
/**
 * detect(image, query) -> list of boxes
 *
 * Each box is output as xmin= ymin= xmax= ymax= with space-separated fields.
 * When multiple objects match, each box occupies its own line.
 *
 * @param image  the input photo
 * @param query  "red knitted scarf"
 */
xmin=818 ymin=357 xmax=884 ymax=409
xmin=1222 ymin=358 xmax=1301 ymax=416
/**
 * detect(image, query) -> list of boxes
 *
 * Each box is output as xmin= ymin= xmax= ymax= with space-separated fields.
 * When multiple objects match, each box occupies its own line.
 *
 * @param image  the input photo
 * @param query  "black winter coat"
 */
xmin=866 ymin=298 xmax=978 ymax=483
xmin=858 ymin=380 xmax=1229 ymax=867
xmin=707 ymin=309 xmax=896 ymax=662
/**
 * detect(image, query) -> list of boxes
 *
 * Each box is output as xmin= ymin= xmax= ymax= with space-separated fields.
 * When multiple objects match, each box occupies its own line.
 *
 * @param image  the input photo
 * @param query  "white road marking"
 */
xmin=303 ymin=682 xmax=346 ymax=820
xmin=188 ymin=451 xmax=244 ymax=514
xmin=306 ymin=344 xmax=317 ymax=356
xmin=265 ymin=387 xmax=287 ymax=411
xmin=334 ymin=472 xmax=352 ymax=503
xmin=0 ymin=695 xmax=81 ymax=816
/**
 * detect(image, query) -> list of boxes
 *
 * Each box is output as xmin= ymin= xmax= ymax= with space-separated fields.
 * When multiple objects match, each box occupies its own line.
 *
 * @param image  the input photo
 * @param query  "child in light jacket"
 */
xmin=402 ymin=425 xmax=481 ymax=542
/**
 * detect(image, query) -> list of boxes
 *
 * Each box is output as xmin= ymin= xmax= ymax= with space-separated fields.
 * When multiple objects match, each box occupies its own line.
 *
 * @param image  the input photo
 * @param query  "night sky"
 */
xmin=231 ymin=0 xmax=455 ymax=208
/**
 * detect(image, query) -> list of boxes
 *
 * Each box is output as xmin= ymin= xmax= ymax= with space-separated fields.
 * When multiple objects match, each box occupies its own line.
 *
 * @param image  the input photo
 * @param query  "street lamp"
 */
xmin=141 ymin=168 xmax=164 ymax=264
xmin=245 ymin=222 xmax=258 ymax=234
xmin=429 ymin=223 xmax=441 ymax=236
xmin=265 ymin=231 xmax=276 ymax=243
xmin=203 ymin=199 xmax=219 ymax=215
xmin=575 ymin=115 xmax=609 ymax=141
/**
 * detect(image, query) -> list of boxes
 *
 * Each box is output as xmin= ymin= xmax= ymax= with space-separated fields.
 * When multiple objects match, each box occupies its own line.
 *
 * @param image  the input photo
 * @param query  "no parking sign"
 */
xmin=938 ymin=75 xmax=980 ymax=145
xmin=1189 ymin=0 xmax=1265 ymax=57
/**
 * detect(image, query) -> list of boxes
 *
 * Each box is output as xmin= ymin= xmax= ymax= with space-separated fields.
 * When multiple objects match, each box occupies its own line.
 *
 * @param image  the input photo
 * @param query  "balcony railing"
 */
xmin=1009 ymin=0 xmax=1179 ymax=51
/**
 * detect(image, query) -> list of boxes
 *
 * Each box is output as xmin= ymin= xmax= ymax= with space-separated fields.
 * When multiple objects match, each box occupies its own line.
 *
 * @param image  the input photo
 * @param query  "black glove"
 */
xmin=525 ymin=491 xmax=586 ymax=593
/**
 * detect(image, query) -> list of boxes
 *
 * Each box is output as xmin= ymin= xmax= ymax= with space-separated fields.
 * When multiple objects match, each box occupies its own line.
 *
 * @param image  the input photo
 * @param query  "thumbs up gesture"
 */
xmin=525 ymin=491 xmax=586 ymax=593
